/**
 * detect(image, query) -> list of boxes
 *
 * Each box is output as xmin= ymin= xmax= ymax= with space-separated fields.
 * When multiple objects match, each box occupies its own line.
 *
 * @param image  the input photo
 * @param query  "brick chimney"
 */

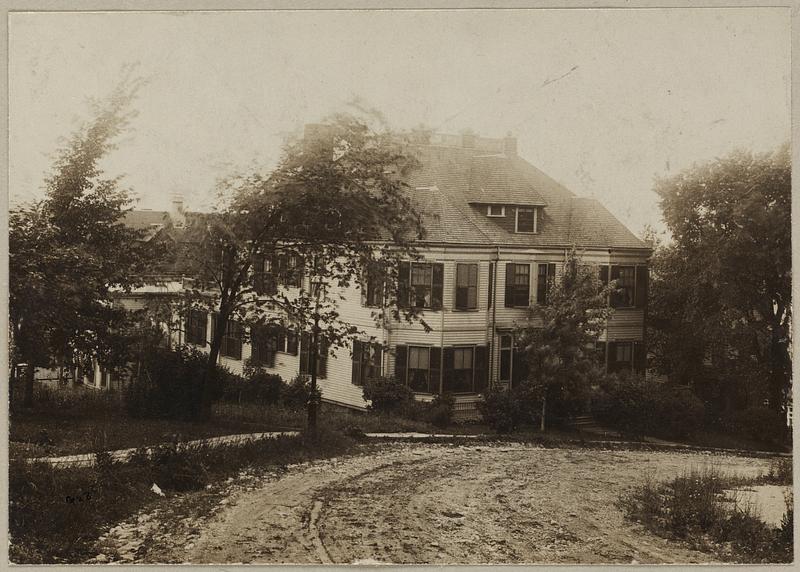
xmin=503 ymin=132 xmax=517 ymax=156
xmin=170 ymin=193 xmax=185 ymax=228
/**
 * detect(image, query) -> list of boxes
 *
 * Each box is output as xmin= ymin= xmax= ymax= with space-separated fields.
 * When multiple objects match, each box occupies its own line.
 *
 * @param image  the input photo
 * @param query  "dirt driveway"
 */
xmin=109 ymin=442 xmax=775 ymax=564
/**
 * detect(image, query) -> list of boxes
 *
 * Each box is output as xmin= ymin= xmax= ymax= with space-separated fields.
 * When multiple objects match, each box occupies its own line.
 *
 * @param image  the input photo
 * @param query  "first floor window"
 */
xmin=186 ymin=309 xmax=207 ymax=346
xmin=219 ymin=319 xmax=243 ymax=360
xmin=299 ymin=333 xmax=328 ymax=379
xmin=351 ymin=340 xmax=383 ymax=386
xmin=605 ymin=341 xmax=646 ymax=374
xmin=455 ymin=263 xmax=479 ymax=310
xmin=395 ymin=344 xmax=487 ymax=394
xmin=250 ymin=325 xmax=277 ymax=367
xmin=499 ymin=335 xmax=513 ymax=382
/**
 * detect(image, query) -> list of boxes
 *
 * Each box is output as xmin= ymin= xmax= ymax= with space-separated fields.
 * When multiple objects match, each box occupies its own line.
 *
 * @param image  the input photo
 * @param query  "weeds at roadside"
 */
xmin=9 ymin=429 xmax=358 ymax=564
xmin=619 ymin=466 xmax=793 ymax=563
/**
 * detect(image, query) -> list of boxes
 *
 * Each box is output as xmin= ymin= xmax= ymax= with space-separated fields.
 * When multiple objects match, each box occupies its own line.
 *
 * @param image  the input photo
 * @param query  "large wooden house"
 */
xmin=144 ymin=132 xmax=650 ymax=418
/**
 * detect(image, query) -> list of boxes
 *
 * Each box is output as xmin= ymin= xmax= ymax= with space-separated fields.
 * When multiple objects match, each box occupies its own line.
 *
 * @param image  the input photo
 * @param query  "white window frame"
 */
xmin=515 ymin=207 xmax=537 ymax=234
xmin=487 ymin=205 xmax=506 ymax=217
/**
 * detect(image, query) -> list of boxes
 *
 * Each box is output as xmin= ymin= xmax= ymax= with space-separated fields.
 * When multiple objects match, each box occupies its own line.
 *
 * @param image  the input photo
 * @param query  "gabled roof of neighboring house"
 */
xmin=122 ymin=209 xmax=172 ymax=241
xmin=404 ymin=138 xmax=648 ymax=251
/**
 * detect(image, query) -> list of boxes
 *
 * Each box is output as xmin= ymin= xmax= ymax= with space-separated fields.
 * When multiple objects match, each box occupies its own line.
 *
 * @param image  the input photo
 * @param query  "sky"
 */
xmin=9 ymin=8 xmax=791 ymax=237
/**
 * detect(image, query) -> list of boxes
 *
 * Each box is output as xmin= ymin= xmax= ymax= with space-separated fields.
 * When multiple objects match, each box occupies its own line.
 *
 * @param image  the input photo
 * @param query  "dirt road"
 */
xmin=106 ymin=442 xmax=774 ymax=564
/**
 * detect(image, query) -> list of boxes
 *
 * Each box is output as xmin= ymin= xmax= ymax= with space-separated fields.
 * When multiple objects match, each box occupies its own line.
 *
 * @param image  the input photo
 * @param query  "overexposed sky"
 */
xmin=9 ymin=8 xmax=791 ymax=236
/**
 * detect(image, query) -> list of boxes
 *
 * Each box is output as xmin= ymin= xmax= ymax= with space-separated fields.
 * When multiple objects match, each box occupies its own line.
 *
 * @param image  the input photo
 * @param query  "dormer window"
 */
xmin=487 ymin=205 xmax=506 ymax=217
xmin=515 ymin=207 xmax=537 ymax=233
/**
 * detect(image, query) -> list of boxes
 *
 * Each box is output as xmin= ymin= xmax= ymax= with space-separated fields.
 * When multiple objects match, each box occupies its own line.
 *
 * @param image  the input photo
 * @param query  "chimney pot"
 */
xmin=170 ymin=194 xmax=186 ymax=228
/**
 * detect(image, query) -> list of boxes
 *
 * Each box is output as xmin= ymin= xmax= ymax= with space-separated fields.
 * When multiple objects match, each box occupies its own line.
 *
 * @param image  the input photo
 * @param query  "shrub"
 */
xmin=220 ymin=366 xmax=284 ymax=405
xmin=124 ymin=347 xmax=227 ymax=421
xmin=425 ymin=393 xmax=454 ymax=428
xmin=724 ymin=406 xmax=786 ymax=444
xmin=598 ymin=374 xmax=705 ymax=440
xmin=281 ymin=375 xmax=322 ymax=410
xmin=362 ymin=376 xmax=414 ymax=413
xmin=478 ymin=383 xmax=541 ymax=433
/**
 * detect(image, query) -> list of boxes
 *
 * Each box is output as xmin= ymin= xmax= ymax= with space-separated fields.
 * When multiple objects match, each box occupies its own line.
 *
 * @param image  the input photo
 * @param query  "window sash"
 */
xmin=455 ymin=263 xmax=478 ymax=310
xmin=511 ymin=264 xmax=530 ymax=307
xmin=516 ymin=208 xmax=536 ymax=233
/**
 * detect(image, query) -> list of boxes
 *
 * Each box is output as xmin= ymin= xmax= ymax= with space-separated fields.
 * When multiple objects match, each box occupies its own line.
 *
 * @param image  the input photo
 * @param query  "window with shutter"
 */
xmin=611 ymin=266 xmax=635 ymax=308
xmin=401 ymin=262 xmax=444 ymax=310
xmin=455 ymin=263 xmax=479 ymax=310
xmin=299 ymin=333 xmax=326 ymax=378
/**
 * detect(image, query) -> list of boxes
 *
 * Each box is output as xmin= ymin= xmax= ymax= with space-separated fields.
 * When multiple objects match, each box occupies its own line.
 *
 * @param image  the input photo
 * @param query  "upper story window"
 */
xmin=364 ymin=272 xmax=384 ymax=307
xmin=487 ymin=205 xmax=506 ymax=217
xmin=252 ymin=255 xmax=278 ymax=295
xmin=536 ymin=263 xmax=556 ymax=305
xmin=504 ymin=263 xmax=530 ymax=307
xmin=600 ymin=264 xmax=648 ymax=309
xmin=398 ymin=262 xmax=444 ymax=310
xmin=455 ymin=263 xmax=478 ymax=310
xmin=515 ymin=207 xmax=537 ymax=233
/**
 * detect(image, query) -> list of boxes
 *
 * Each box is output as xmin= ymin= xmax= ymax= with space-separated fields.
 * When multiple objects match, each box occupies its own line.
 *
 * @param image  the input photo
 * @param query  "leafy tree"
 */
xmin=650 ymin=146 xmax=791 ymax=421
xmin=9 ymin=69 xmax=153 ymax=406
xmin=515 ymin=248 xmax=614 ymax=430
xmin=178 ymin=115 xmax=425 ymax=428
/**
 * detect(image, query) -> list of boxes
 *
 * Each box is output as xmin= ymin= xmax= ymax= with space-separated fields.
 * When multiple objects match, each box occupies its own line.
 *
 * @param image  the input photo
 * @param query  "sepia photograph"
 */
xmin=6 ymin=4 xmax=794 ymax=566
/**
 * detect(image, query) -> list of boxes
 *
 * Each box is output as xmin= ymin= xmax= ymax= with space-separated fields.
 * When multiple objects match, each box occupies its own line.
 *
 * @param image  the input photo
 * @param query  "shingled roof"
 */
xmin=404 ymin=138 xmax=648 ymax=250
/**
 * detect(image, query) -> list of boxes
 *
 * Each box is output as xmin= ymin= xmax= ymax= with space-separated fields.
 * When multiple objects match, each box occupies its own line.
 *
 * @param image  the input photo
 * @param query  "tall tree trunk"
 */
xmin=203 ymin=312 xmax=227 ymax=421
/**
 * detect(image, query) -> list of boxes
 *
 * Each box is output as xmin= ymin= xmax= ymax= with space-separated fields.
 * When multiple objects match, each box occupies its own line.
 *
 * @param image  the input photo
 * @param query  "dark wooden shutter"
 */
xmin=599 ymin=265 xmax=609 ymax=286
xmin=373 ymin=345 xmax=383 ymax=380
xmin=607 ymin=341 xmax=618 ymax=373
xmin=286 ymin=330 xmax=298 ymax=355
xmin=537 ymin=264 xmax=548 ymax=305
xmin=474 ymin=345 xmax=488 ymax=393
xmin=394 ymin=345 xmax=407 ymax=384
xmin=634 ymin=342 xmax=646 ymax=374
xmin=488 ymin=263 xmax=494 ymax=309
xmin=430 ymin=347 xmax=442 ymax=394
xmin=505 ymin=263 xmax=515 ymax=307
xmin=398 ymin=262 xmax=410 ymax=308
xmin=299 ymin=332 xmax=310 ymax=374
xmin=231 ymin=322 xmax=243 ymax=360
xmin=635 ymin=265 xmax=649 ymax=309
xmin=317 ymin=339 xmax=328 ymax=379
xmin=442 ymin=347 xmax=454 ymax=394
xmin=351 ymin=340 xmax=362 ymax=385
xmin=432 ymin=263 xmax=444 ymax=309
xmin=609 ymin=266 xmax=622 ymax=308
xmin=210 ymin=313 xmax=218 ymax=349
